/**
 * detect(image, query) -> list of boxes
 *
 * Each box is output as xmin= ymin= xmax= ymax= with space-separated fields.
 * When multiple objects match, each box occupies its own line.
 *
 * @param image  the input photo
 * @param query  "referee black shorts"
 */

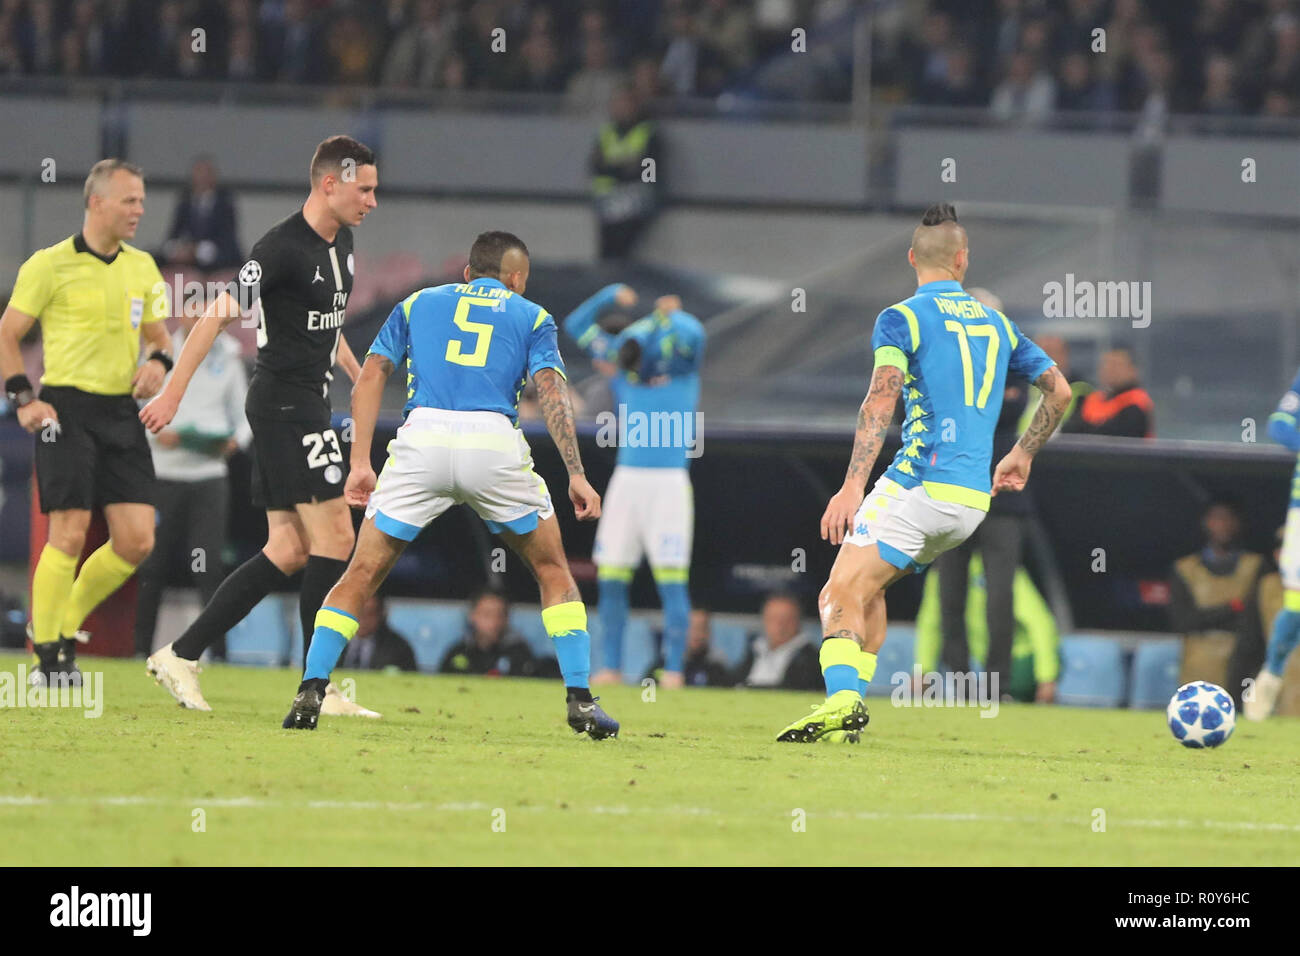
xmin=246 ymin=411 xmax=348 ymax=511
xmin=34 ymin=386 xmax=155 ymax=513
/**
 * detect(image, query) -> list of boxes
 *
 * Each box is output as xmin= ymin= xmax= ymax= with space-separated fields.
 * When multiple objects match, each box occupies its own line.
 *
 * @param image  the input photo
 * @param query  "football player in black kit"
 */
xmin=140 ymin=136 xmax=379 ymax=720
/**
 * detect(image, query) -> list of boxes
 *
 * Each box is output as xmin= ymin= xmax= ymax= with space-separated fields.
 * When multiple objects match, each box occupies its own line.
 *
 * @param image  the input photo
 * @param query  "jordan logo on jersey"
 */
xmin=312 ymin=266 xmax=324 ymax=284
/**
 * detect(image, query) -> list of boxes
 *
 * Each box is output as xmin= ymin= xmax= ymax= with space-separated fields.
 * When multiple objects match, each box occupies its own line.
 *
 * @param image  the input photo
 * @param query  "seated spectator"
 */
xmin=916 ymin=553 xmax=1060 ymax=703
xmin=990 ymin=51 xmax=1056 ymax=124
xmin=159 ymin=157 xmax=242 ymax=272
xmin=1064 ymin=348 xmax=1153 ymax=438
xmin=1169 ymin=498 xmax=1266 ymax=705
xmin=1056 ymin=51 xmax=1114 ymax=112
xmin=643 ymin=609 xmax=734 ymax=687
xmin=439 ymin=590 xmax=552 ymax=678
xmin=339 ymin=594 xmax=418 ymax=672
xmin=737 ymin=592 xmax=821 ymax=691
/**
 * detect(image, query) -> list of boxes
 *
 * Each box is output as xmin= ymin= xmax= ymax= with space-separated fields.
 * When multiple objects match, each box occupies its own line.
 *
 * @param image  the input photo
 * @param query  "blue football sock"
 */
xmin=543 ymin=601 xmax=591 ymax=689
xmin=655 ymin=576 xmax=690 ymax=673
xmin=303 ymin=607 xmax=356 ymax=682
xmin=597 ymin=572 xmax=631 ymax=672
xmin=1266 ymin=606 xmax=1300 ymax=676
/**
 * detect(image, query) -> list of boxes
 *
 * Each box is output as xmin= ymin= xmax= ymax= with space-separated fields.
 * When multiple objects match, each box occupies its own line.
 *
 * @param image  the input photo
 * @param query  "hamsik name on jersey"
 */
xmin=367 ymin=277 xmax=564 ymax=422
xmin=871 ymin=279 xmax=1054 ymax=510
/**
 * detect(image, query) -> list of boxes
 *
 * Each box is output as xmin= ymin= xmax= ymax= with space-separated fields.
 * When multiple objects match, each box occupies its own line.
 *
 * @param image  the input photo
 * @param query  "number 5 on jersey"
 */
xmin=445 ymin=296 xmax=498 ymax=367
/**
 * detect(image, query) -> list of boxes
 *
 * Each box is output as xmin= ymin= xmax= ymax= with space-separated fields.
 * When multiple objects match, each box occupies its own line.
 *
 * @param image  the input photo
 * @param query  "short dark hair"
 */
xmin=468 ymin=231 xmax=529 ymax=279
xmin=469 ymin=588 xmax=508 ymax=612
xmin=762 ymin=591 xmax=803 ymax=615
xmin=84 ymin=158 xmax=144 ymax=208
xmin=920 ymin=202 xmax=959 ymax=226
xmin=310 ymin=135 xmax=375 ymax=185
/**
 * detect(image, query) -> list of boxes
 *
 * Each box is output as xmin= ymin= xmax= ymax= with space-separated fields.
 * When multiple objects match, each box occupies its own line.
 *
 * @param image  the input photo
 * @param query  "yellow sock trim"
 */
xmin=651 ymin=567 xmax=690 ymax=584
xmin=819 ymin=636 xmax=860 ymax=672
xmin=315 ymin=607 xmax=360 ymax=640
xmin=858 ymin=650 xmax=878 ymax=684
xmin=61 ymin=542 xmax=138 ymax=637
xmin=32 ymin=544 xmax=78 ymax=645
xmin=1285 ymin=591 xmax=1300 ymax=612
xmin=597 ymin=566 xmax=634 ymax=583
xmin=541 ymin=601 xmax=587 ymax=636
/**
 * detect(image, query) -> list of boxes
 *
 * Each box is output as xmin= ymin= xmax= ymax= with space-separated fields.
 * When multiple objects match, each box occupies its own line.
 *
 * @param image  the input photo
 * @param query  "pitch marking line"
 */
xmin=0 ymin=796 xmax=1297 ymax=832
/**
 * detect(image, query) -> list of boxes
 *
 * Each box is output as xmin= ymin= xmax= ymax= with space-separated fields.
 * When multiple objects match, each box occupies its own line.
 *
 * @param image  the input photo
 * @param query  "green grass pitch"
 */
xmin=2 ymin=651 xmax=1298 ymax=866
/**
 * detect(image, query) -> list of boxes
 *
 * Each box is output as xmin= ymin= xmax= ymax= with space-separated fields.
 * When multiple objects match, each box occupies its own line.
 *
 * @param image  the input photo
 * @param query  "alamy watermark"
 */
xmin=594 ymin=405 xmax=704 ymax=458
xmin=890 ymin=669 xmax=1000 ymax=718
xmin=1 ymin=666 xmax=103 ymax=718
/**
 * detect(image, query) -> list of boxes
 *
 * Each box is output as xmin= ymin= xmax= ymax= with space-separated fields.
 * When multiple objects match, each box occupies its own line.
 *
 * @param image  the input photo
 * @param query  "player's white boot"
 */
xmin=146 ymin=643 xmax=212 ymax=711
xmin=1243 ymin=670 xmax=1283 ymax=722
xmin=320 ymin=682 xmax=381 ymax=719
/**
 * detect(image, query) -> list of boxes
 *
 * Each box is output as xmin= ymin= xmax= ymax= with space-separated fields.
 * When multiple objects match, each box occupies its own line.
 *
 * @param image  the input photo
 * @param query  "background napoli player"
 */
xmin=1245 ymin=369 xmax=1300 ymax=720
xmin=284 ymin=231 xmax=618 ymax=739
xmin=562 ymin=285 xmax=705 ymax=689
xmin=777 ymin=203 xmax=1074 ymax=743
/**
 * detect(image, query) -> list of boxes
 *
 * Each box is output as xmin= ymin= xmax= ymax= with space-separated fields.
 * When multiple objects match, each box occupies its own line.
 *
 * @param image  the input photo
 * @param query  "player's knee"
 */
xmin=264 ymin=531 xmax=310 ymax=573
xmin=48 ymin=513 xmax=90 ymax=556
xmin=115 ymin=529 xmax=154 ymax=566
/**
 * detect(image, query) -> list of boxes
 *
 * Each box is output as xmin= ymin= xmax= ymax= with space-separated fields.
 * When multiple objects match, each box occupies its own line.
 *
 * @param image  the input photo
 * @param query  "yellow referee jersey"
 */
xmin=9 ymin=234 xmax=167 ymax=395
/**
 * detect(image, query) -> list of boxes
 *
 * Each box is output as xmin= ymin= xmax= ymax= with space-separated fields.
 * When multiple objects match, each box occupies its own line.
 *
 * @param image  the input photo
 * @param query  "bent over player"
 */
xmin=140 ymin=136 xmax=377 ymax=719
xmin=284 ymin=231 xmax=619 ymax=739
xmin=0 ymin=159 xmax=171 ymax=686
xmin=562 ymin=285 xmax=704 ymax=688
xmin=777 ymin=203 xmax=1074 ymax=742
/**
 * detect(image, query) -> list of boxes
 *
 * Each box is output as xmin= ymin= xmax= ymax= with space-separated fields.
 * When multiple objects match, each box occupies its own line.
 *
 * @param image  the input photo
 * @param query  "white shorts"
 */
xmin=1281 ymin=506 xmax=1300 ymax=592
xmin=366 ymin=408 xmax=554 ymax=540
xmin=593 ymin=466 xmax=693 ymax=576
xmin=842 ymin=475 xmax=985 ymax=570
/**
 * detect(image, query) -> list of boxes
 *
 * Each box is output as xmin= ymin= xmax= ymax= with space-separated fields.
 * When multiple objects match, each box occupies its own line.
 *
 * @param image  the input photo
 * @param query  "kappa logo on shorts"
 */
xmin=238 ymin=259 xmax=262 ymax=286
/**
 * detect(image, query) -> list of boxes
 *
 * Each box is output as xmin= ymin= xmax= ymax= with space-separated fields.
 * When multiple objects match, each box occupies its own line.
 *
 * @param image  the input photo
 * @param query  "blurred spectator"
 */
xmin=566 ymin=27 xmax=621 ymax=113
xmin=458 ymin=0 xmax=513 ymax=90
xmin=990 ymin=51 xmax=1056 ymax=124
xmin=327 ymin=10 xmax=380 ymax=85
xmin=698 ymin=0 xmax=754 ymax=74
xmin=339 ymin=594 xmax=418 ymax=671
xmin=1056 ymin=51 xmax=1114 ymax=112
xmin=737 ymin=592 xmax=821 ymax=690
xmin=1169 ymin=498 xmax=1266 ymax=705
xmin=644 ymin=609 xmax=735 ymax=687
xmin=1201 ymin=53 xmax=1242 ymax=115
xmin=160 ymin=157 xmax=242 ymax=272
xmin=511 ymin=26 xmax=566 ymax=94
xmin=916 ymin=553 xmax=1060 ymax=703
xmin=1063 ymin=347 xmax=1154 ymax=438
xmin=439 ymin=590 xmax=552 ymax=678
xmin=133 ymin=311 xmax=250 ymax=658
xmin=589 ymin=84 xmax=665 ymax=260
xmin=259 ymin=0 xmax=322 ymax=84
xmin=382 ymin=0 xmax=457 ymax=89
xmin=918 ymin=43 xmax=983 ymax=107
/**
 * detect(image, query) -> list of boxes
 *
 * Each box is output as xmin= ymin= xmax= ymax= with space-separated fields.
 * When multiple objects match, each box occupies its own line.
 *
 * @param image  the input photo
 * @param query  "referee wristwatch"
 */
xmin=147 ymin=350 xmax=174 ymax=373
xmin=5 ymin=373 xmax=35 ymax=410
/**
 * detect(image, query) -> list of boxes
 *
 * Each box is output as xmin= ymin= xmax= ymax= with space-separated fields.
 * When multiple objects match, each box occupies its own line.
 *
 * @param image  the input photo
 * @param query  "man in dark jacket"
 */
xmin=1064 ymin=348 xmax=1154 ymax=438
xmin=736 ymin=592 xmax=822 ymax=691
xmin=339 ymin=594 xmax=417 ymax=672
xmin=160 ymin=157 xmax=242 ymax=272
xmin=439 ymin=590 xmax=553 ymax=678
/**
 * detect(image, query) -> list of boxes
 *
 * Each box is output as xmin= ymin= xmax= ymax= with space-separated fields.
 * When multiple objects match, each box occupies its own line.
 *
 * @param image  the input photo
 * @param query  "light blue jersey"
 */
xmin=368 ymin=278 xmax=564 ymax=423
xmin=1268 ymin=367 xmax=1300 ymax=507
xmin=563 ymin=284 xmax=705 ymax=469
xmin=871 ymin=279 xmax=1054 ymax=509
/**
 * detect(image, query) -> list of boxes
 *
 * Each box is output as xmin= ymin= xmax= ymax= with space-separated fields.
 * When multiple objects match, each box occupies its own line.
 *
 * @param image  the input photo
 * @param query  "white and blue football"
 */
xmin=1167 ymin=681 xmax=1236 ymax=749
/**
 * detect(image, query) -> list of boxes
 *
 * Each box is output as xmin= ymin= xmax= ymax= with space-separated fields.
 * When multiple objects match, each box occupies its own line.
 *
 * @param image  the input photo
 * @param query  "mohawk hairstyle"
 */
xmin=920 ymin=202 xmax=959 ymax=226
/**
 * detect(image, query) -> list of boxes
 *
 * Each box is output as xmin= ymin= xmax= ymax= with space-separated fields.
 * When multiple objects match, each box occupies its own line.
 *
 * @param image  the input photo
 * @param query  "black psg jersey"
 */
xmin=237 ymin=211 xmax=353 ymax=418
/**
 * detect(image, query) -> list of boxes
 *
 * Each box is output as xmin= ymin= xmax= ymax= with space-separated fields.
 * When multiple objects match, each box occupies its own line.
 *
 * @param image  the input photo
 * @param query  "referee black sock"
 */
xmin=172 ymin=552 xmax=290 ymax=661
xmin=300 ymin=555 xmax=349 ymax=663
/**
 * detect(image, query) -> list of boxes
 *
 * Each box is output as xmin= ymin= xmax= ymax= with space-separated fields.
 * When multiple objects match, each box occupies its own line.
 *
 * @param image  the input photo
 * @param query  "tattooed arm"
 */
xmin=821 ymin=364 xmax=905 ymax=545
xmin=992 ymin=365 xmax=1071 ymax=495
xmin=534 ymin=367 xmax=602 ymax=520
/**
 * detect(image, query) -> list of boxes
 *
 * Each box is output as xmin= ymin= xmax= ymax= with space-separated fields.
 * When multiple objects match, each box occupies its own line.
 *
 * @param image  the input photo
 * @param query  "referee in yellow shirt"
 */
xmin=0 ymin=159 xmax=172 ymax=686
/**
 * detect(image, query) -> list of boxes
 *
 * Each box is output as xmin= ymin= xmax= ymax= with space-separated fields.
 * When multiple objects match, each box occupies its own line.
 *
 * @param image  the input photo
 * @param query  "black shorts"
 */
xmin=34 ymin=386 xmax=155 ymax=513
xmin=246 ymin=412 xmax=348 ymax=510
